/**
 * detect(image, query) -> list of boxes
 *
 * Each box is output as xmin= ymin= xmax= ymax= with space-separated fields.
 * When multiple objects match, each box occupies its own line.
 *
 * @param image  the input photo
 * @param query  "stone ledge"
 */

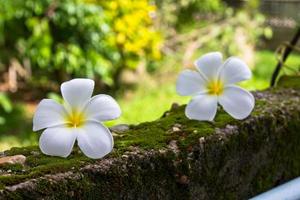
xmin=0 ymin=88 xmax=300 ymax=199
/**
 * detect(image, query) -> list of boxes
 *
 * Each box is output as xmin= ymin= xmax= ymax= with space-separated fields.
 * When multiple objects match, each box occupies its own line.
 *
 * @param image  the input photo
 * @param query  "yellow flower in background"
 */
xmin=96 ymin=0 xmax=162 ymax=67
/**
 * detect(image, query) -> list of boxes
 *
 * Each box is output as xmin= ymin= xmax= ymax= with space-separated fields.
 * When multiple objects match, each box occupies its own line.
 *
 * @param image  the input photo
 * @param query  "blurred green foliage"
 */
xmin=0 ymin=103 xmax=36 ymax=151
xmin=155 ymin=0 xmax=272 ymax=60
xmin=155 ymin=0 xmax=224 ymax=29
xmin=0 ymin=0 xmax=270 ymax=90
xmin=0 ymin=0 xmax=161 ymax=88
xmin=0 ymin=93 xmax=12 ymax=125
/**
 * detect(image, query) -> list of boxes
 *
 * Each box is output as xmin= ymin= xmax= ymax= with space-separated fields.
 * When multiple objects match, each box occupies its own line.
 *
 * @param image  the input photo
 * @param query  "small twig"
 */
xmin=270 ymin=27 xmax=300 ymax=87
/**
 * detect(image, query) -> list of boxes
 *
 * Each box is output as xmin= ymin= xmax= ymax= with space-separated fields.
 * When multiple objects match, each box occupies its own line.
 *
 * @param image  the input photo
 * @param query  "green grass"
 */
xmin=0 ymin=50 xmax=299 ymax=151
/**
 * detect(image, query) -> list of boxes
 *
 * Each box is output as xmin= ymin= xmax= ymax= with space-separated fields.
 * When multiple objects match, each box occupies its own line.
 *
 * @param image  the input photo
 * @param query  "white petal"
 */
xmin=84 ymin=95 xmax=121 ymax=122
xmin=219 ymin=57 xmax=251 ymax=84
xmin=77 ymin=122 xmax=113 ymax=159
xmin=33 ymin=99 xmax=67 ymax=131
xmin=194 ymin=52 xmax=223 ymax=80
xmin=219 ymin=85 xmax=255 ymax=120
xmin=185 ymin=94 xmax=218 ymax=121
xmin=39 ymin=126 xmax=77 ymax=157
xmin=61 ymin=79 xmax=94 ymax=108
xmin=176 ymin=70 xmax=207 ymax=96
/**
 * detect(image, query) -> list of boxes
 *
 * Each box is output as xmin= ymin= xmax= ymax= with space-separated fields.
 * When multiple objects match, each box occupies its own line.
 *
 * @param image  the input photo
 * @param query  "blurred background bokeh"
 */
xmin=0 ymin=0 xmax=299 ymax=151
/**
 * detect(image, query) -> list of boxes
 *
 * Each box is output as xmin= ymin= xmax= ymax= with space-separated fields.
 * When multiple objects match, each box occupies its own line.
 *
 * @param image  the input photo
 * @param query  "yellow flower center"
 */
xmin=65 ymin=110 xmax=86 ymax=128
xmin=207 ymin=80 xmax=224 ymax=96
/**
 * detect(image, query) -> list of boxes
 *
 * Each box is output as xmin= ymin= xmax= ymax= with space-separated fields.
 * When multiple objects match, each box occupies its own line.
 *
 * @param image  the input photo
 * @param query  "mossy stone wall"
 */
xmin=0 ymin=87 xmax=300 ymax=199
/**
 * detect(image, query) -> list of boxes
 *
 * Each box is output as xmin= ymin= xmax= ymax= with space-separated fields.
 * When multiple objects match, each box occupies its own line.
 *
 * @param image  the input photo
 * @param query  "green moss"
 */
xmin=276 ymin=75 xmax=300 ymax=89
xmin=0 ymin=146 xmax=93 ymax=187
xmin=113 ymin=103 xmax=238 ymax=152
xmin=0 ymin=163 xmax=23 ymax=172
xmin=249 ymin=116 xmax=300 ymax=195
xmin=5 ymin=146 xmax=39 ymax=157
xmin=0 ymin=103 xmax=237 ymax=188
xmin=0 ymin=99 xmax=266 ymax=187
xmin=1 ymin=88 xmax=299 ymax=191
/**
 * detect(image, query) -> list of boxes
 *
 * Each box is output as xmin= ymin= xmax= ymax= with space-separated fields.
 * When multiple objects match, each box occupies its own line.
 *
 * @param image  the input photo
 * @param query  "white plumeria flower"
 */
xmin=33 ymin=79 xmax=121 ymax=159
xmin=176 ymin=52 xmax=255 ymax=121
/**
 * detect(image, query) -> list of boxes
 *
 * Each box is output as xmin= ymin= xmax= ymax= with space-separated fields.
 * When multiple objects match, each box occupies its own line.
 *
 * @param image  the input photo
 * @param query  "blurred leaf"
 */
xmin=47 ymin=92 xmax=63 ymax=104
xmin=0 ymin=116 xmax=5 ymax=125
xmin=0 ymin=93 xmax=12 ymax=113
xmin=264 ymin=27 xmax=273 ymax=39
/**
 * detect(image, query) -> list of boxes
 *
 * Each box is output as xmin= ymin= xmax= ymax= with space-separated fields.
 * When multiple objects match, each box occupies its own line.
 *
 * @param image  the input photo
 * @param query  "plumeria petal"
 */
xmin=218 ymin=57 xmax=251 ymax=85
xmin=33 ymin=99 xmax=67 ymax=131
xmin=185 ymin=94 xmax=218 ymax=121
xmin=34 ymin=78 xmax=121 ymax=159
xmin=61 ymin=79 xmax=94 ymax=109
xmin=194 ymin=52 xmax=223 ymax=80
xmin=218 ymin=85 xmax=255 ymax=120
xmin=39 ymin=126 xmax=77 ymax=157
xmin=176 ymin=70 xmax=207 ymax=96
xmin=84 ymin=95 xmax=121 ymax=122
xmin=77 ymin=122 xmax=113 ymax=159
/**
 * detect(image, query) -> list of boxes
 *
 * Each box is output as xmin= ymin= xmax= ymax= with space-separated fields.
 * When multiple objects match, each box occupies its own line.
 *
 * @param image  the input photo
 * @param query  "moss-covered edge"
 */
xmin=0 ymin=76 xmax=299 ymax=196
xmin=0 ymin=104 xmax=237 ymax=188
xmin=1 ymin=88 xmax=300 ymax=200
